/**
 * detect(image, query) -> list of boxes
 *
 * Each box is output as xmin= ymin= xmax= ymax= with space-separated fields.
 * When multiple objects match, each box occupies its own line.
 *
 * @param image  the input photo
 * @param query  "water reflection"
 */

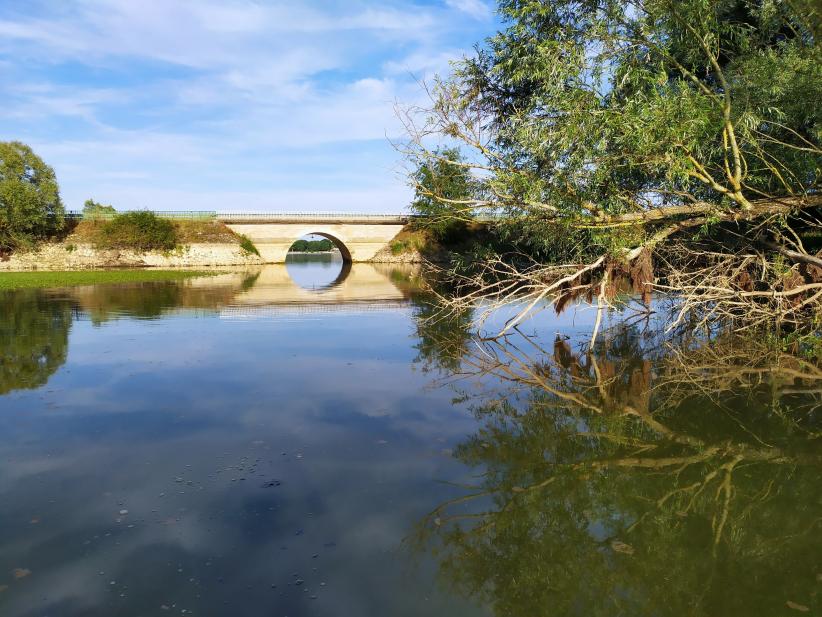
xmin=0 ymin=267 xmax=819 ymax=616
xmin=0 ymin=289 xmax=72 ymax=395
xmin=412 ymin=324 xmax=822 ymax=616
xmin=0 ymin=263 xmax=422 ymax=395
xmin=285 ymin=253 xmax=350 ymax=291
xmin=0 ymin=263 xmax=468 ymax=617
xmin=224 ymin=263 xmax=415 ymax=314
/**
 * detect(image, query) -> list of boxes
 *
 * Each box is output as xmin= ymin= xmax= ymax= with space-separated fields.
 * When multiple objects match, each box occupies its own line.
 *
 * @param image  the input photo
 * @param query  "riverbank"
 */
xmin=0 ymin=241 xmax=265 ymax=270
xmin=0 ymin=269 xmax=213 ymax=290
xmin=0 ymin=238 xmax=442 ymax=270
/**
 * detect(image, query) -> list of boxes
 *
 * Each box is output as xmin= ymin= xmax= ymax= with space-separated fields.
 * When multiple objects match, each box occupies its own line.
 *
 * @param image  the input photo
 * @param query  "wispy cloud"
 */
xmin=0 ymin=0 xmax=495 ymax=212
xmin=445 ymin=0 xmax=493 ymax=20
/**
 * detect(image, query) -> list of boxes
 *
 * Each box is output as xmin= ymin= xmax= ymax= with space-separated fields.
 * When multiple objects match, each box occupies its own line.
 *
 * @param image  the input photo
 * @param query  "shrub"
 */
xmin=82 ymin=199 xmax=116 ymax=220
xmin=239 ymin=234 xmax=260 ymax=256
xmin=94 ymin=211 xmax=178 ymax=252
xmin=0 ymin=141 xmax=65 ymax=253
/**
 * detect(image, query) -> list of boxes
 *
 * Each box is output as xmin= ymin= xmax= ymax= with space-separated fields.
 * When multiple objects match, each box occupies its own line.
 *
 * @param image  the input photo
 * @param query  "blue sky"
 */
xmin=0 ymin=0 xmax=497 ymax=213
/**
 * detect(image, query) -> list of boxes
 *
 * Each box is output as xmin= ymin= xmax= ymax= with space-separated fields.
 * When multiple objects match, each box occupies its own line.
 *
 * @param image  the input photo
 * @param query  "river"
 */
xmin=0 ymin=255 xmax=819 ymax=616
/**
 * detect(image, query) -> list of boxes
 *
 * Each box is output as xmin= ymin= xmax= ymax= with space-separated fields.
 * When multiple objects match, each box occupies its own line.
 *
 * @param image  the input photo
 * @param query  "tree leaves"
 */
xmin=0 ymin=141 xmax=64 ymax=252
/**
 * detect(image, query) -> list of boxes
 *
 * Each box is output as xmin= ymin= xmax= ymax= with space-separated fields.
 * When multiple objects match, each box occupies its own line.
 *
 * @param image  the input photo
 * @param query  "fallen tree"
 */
xmin=399 ymin=0 xmax=821 ymax=341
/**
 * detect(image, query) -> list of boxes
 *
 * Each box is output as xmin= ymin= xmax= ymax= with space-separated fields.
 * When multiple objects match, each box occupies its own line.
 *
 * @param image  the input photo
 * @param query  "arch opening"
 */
xmin=285 ymin=233 xmax=352 ymax=291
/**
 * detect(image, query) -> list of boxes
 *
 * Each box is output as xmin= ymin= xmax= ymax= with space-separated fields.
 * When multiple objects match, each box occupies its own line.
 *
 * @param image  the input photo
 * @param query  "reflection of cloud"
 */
xmin=0 ymin=323 xmax=479 ymax=614
xmin=0 ymin=269 xmax=500 ymax=614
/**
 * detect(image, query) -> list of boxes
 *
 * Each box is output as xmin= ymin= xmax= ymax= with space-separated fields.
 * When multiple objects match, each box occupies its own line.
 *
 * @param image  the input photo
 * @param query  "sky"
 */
xmin=0 ymin=0 xmax=497 ymax=213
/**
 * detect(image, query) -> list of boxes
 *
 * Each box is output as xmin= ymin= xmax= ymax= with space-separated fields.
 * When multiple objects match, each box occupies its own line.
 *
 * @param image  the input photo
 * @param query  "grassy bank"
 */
xmin=0 ymin=269 xmax=213 ymax=291
xmin=68 ymin=217 xmax=240 ymax=249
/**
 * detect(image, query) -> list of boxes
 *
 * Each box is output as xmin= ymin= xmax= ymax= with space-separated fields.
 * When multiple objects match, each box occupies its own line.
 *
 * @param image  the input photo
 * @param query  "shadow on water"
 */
xmin=409 ymin=316 xmax=822 ymax=616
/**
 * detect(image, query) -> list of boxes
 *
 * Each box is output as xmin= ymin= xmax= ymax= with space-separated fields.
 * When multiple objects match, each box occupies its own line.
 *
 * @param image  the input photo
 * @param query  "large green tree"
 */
xmin=404 ymin=0 xmax=821 ymax=334
xmin=410 ymin=147 xmax=475 ymax=241
xmin=0 ymin=141 xmax=65 ymax=252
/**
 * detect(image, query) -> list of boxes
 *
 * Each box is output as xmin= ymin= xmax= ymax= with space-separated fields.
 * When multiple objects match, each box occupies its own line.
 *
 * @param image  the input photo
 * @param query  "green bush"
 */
xmin=94 ymin=211 xmax=178 ymax=251
xmin=0 ymin=141 xmax=65 ymax=253
xmin=239 ymin=234 xmax=260 ymax=256
xmin=82 ymin=198 xmax=116 ymax=220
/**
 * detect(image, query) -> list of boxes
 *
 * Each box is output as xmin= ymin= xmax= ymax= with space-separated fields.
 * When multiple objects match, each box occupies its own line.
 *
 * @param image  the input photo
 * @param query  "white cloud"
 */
xmin=383 ymin=49 xmax=465 ymax=78
xmin=445 ymin=0 xmax=492 ymax=20
xmin=0 ymin=0 xmax=493 ymax=212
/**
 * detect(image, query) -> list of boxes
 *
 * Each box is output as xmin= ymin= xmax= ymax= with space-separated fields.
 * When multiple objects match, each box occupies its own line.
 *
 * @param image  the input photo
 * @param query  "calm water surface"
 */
xmin=0 ymin=256 xmax=819 ymax=616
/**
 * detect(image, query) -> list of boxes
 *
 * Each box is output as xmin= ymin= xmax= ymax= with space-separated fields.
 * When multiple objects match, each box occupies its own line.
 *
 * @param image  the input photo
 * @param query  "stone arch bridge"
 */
xmin=218 ymin=213 xmax=411 ymax=263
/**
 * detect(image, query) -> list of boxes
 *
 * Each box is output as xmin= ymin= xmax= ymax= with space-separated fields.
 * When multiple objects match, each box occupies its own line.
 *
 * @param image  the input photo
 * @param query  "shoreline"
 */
xmin=0 ymin=240 xmax=430 ymax=271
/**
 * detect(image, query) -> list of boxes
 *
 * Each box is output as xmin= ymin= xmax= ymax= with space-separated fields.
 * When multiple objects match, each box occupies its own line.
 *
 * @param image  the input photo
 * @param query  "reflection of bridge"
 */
xmin=219 ymin=213 xmax=411 ymax=263
xmin=175 ymin=263 xmax=419 ymax=318
xmin=225 ymin=263 xmax=411 ymax=305
xmin=69 ymin=264 xmax=420 ymax=320
xmin=219 ymin=301 xmax=409 ymax=320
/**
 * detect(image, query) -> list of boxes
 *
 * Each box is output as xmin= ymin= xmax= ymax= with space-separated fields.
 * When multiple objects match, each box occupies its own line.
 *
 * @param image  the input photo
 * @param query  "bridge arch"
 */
xmin=223 ymin=217 xmax=408 ymax=263
xmin=289 ymin=231 xmax=352 ymax=263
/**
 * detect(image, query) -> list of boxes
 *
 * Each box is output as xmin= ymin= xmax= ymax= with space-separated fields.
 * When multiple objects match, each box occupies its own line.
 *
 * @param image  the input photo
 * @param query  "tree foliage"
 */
xmin=0 ymin=141 xmax=65 ymax=252
xmin=410 ymin=147 xmax=475 ymax=241
xmin=402 ymin=0 xmax=822 ymax=335
xmin=93 ymin=211 xmax=178 ymax=252
xmin=82 ymin=198 xmax=117 ymax=220
xmin=420 ymin=0 xmax=820 ymax=223
xmin=289 ymin=238 xmax=334 ymax=252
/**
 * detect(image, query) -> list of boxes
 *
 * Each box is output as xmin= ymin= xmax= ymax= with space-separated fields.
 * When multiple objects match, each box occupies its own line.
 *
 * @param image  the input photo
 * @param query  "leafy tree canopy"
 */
xmin=418 ymin=0 xmax=820 ymax=227
xmin=82 ymin=198 xmax=117 ymax=219
xmin=289 ymin=238 xmax=334 ymax=252
xmin=0 ymin=141 xmax=64 ymax=252
xmin=403 ymin=0 xmax=822 ymax=336
xmin=410 ymin=147 xmax=475 ymax=241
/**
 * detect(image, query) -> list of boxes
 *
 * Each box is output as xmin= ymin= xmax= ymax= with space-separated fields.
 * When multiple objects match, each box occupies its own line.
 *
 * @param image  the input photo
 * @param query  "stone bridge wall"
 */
xmin=225 ymin=223 xmax=407 ymax=263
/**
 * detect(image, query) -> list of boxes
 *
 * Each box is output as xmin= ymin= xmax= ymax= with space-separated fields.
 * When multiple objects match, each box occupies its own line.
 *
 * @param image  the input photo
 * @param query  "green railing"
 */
xmin=67 ymin=210 xmax=217 ymax=221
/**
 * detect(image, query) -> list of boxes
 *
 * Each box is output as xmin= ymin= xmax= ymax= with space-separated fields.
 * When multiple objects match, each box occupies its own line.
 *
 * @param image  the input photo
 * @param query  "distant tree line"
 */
xmin=289 ymin=238 xmax=335 ymax=253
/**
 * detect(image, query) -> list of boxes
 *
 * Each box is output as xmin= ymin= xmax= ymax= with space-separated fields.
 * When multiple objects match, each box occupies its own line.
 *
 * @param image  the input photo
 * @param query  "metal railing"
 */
xmin=66 ymin=210 xmax=413 ymax=223
xmin=216 ymin=212 xmax=412 ymax=223
xmin=66 ymin=210 xmax=217 ymax=221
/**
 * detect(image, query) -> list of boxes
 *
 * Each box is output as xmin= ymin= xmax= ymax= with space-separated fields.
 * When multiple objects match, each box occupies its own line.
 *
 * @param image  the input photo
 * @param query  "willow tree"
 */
xmin=401 ymin=0 xmax=821 ymax=336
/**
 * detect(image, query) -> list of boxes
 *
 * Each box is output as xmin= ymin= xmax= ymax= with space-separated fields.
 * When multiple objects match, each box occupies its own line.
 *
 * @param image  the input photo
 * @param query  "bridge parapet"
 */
xmin=216 ymin=213 xmax=413 ymax=224
xmin=66 ymin=211 xmax=415 ymax=225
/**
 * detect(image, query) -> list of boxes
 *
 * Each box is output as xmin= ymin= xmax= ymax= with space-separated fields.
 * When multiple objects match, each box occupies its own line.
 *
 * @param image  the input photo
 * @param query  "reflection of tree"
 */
xmin=81 ymin=282 xmax=185 ymax=324
xmin=0 ymin=289 xmax=72 ymax=394
xmin=415 ymin=330 xmax=821 ymax=616
xmin=72 ymin=275 xmax=259 ymax=324
xmin=411 ymin=295 xmax=473 ymax=373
